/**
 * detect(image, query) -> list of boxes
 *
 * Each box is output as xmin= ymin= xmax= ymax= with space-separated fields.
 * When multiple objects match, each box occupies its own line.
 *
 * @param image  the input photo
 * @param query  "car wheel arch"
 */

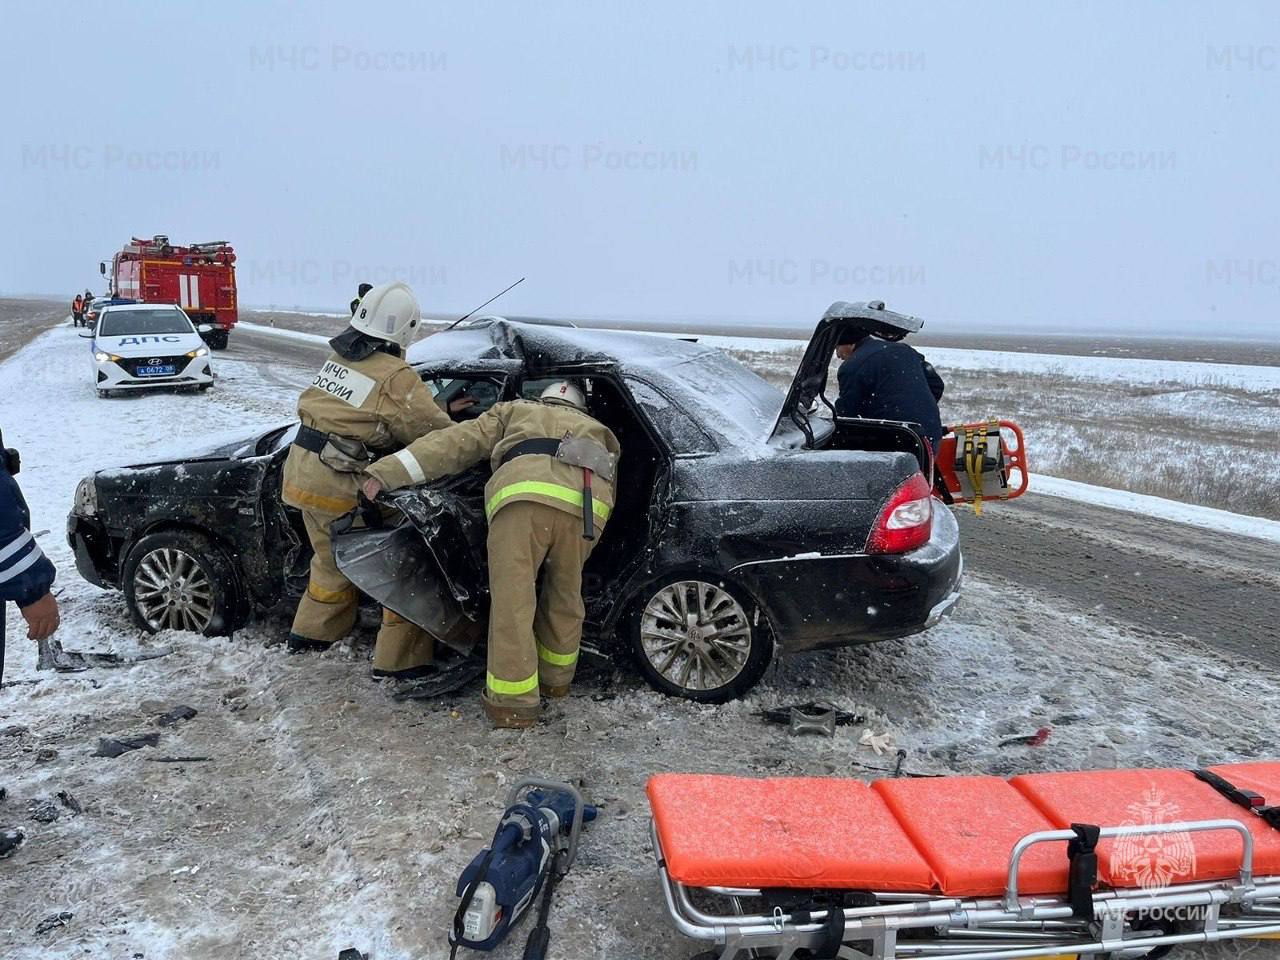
xmin=618 ymin=564 xmax=781 ymax=648
xmin=624 ymin=567 xmax=779 ymax=702
xmin=123 ymin=520 xmax=247 ymax=609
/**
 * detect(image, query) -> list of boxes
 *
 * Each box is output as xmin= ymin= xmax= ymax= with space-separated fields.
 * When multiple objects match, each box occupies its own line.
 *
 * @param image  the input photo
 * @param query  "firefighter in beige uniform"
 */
xmin=282 ymin=281 xmax=459 ymax=678
xmin=362 ymin=382 xmax=620 ymax=728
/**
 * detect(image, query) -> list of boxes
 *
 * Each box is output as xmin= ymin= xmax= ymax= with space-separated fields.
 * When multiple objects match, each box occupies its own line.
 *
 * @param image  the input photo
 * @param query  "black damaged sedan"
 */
xmin=68 ymin=304 xmax=961 ymax=701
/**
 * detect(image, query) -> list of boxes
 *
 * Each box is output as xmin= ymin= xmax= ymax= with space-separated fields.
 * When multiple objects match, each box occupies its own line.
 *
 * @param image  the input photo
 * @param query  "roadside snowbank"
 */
xmin=235 ymin=320 xmax=330 ymax=348
xmin=1032 ymin=474 xmax=1280 ymax=545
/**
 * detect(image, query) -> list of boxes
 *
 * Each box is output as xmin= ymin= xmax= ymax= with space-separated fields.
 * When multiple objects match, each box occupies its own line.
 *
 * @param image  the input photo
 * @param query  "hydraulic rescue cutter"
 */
xmin=451 ymin=778 xmax=596 ymax=959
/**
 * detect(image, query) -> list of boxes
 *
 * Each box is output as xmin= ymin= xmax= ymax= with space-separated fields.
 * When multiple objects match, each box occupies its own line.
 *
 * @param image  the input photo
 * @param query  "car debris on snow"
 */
xmin=36 ymin=638 xmax=174 ymax=672
xmin=154 ymin=704 xmax=198 ymax=726
xmin=27 ymin=798 xmax=61 ymax=823
xmin=756 ymin=700 xmax=865 ymax=735
xmin=145 ymin=756 xmax=213 ymax=763
xmin=34 ymin=911 xmax=73 ymax=935
xmin=998 ymin=725 xmax=1053 ymax=747
xmin=92 ymin=732 xmax=161 ymax=758
xmin=0 ymin=828 xmax=24 ymax=859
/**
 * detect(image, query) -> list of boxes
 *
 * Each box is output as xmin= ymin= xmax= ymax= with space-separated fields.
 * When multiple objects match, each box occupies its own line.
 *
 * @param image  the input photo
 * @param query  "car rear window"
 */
xmin=99 ymin=309 xmax=192 ymax=336
xmin=625 ymin=377 xmax=716 ymax=454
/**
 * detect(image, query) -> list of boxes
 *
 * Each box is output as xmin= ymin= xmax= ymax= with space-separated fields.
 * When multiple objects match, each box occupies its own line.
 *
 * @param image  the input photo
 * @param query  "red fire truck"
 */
xmin=100 ymin=235 xmax=238 ymax=349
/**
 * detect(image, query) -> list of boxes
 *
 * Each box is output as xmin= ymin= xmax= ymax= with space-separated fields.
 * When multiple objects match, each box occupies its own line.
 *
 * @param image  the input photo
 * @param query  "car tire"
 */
xmin=197 ymin=382 xmax=212 ymax=392
xmin=208 ymin=330 xmax=229 ymax=350
xmin=630 ymin=576 xmax=773 ymax=703
xmin=122 ymin=530 xmax=247 ymax=636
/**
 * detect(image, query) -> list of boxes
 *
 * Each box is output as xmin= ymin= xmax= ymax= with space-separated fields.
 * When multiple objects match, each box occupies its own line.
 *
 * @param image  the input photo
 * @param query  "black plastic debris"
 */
xmin=146 ymin=756 xmax=212 ymax=763
xmin=155 ymin=705 xmax=198 ymax=727
xmin=337 ymin=949 xmax=368 ymax=960
xmin=392 ymin=658 xmax=485 ymax=701
xmin=56 ymin=790 xmax=82 ymax=815
xmin=0 ymin=828 xmax=21 ymax=859
xmin=35 ymin=911 xmax=73 ymax=935
xmin=37 ymin=638 xmax=174 ymax=673
xmin=756 ymin=701 xmax=865 ymax=732
xmin=28 ymin=799 xmax=60 ymax=823
xmin=93 ymin=733 xmax=161 ymax=758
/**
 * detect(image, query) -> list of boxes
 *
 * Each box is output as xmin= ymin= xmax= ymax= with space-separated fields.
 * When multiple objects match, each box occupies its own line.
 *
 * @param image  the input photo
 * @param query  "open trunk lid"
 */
xmin=771 ymin=300 xmax=923 ymax=443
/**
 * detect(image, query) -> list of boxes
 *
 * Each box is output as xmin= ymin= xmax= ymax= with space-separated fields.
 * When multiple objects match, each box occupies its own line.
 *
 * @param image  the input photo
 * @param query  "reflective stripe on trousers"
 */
xmin=484 ymin=480 xmax=611 ymax=522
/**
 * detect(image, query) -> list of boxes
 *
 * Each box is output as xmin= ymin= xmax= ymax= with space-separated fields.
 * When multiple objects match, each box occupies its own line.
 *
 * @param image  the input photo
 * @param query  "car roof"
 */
xmin=408 ymin=319 xmax=784 ymax=448
xmin=99 ymin=302 xmax=184 ymax=313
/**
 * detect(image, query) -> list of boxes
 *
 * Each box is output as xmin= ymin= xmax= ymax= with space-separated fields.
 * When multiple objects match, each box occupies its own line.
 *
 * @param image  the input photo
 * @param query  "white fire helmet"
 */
xmin=540 ymin=380 xmax=586 ymax=411
xmin=350 ymin=281 xmax=421 ymax=350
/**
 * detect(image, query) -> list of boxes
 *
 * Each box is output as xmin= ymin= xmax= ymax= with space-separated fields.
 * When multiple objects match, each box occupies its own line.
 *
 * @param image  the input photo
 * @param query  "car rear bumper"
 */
xmin=66 ymin=513 xmax=118 ymax=588
xmin=729 ymin=507 xmax=962 ymax=653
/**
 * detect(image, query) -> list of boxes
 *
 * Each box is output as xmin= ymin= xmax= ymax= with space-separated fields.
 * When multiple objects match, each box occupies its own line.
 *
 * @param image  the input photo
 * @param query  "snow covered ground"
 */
xmin=3 ymin=320 xmax=1278 ymax=959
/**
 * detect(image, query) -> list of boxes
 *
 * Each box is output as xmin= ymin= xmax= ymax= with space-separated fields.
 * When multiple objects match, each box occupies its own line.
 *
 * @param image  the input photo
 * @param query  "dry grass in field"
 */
xmin=725 ymin=346 xmax=1280 ymax=521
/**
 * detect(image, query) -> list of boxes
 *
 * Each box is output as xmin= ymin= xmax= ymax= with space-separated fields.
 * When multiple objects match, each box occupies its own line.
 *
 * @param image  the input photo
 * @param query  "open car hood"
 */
xmin=770 ymin=300 xmax=924 ymax=441
xmin=330 ymin=488 xmax=489 ymax=656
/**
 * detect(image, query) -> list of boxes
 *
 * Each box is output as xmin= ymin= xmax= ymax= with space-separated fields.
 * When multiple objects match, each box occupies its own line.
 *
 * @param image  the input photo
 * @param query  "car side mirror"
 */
xmin=99 ymin=262 xmax=106 ymax=276
xmin=78 ymin=329 xmax=94 ymax=339
xmin=197 ymin=323 xmax=215 ymax=334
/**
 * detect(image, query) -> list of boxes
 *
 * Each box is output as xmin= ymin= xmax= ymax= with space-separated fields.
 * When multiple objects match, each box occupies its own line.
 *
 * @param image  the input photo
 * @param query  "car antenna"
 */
xmin=443 ymin=277 xmax=525 ymax=330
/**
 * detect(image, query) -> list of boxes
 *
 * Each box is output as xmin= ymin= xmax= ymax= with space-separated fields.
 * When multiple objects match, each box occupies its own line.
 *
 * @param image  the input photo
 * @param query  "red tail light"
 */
xmin=866 ymin=472 xmax=934 ymax=554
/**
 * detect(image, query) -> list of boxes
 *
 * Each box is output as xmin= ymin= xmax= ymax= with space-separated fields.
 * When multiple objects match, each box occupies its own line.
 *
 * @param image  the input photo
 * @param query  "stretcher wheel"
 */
xmin=630 ymin=577 xmax=773 ymax=702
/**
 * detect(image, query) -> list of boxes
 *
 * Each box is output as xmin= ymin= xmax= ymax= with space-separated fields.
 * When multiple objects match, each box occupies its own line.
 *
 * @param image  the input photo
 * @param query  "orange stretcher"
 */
xmin=935 ymin=419 xmax=1028 ymax=512
xmin=648 ymin=762 xmax=1280 ymax=959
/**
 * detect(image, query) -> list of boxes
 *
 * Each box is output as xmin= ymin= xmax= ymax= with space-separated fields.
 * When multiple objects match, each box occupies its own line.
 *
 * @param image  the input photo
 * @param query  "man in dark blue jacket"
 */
xmin=1 ymin=428 xmax=58 ymax=859
xmin=1 ymin=431 xmax=59 ymax=685
xmin=833 ymin=329 xmax=945 ymax=452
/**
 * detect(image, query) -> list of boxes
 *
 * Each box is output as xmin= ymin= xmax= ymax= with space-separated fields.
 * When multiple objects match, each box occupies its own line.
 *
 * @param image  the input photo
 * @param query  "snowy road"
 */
xmin=2 ymin=311 xmax=1277 ymax=959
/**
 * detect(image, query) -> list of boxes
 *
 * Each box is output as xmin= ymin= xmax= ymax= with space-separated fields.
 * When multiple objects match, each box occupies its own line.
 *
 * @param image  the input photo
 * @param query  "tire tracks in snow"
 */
xmin=956 ymin=496 xmax=1280 ymax=668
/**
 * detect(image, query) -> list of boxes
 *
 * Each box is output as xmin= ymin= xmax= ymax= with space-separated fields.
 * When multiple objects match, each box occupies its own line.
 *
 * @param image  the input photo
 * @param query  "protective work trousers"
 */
xmin=483 ymin=501 xmax=599 ymax=725
xmin=291 ymin=508 xmax=433 ymax=672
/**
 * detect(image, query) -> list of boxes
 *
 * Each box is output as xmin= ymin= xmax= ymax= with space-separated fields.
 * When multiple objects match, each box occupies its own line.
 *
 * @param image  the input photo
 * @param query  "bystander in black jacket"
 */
xmin=835 ymin=336 xmax=945 ymax=451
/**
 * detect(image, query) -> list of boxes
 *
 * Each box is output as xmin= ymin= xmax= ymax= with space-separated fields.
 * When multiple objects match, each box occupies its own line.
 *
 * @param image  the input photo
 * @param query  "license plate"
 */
xmin=136 ymin=364 xmax=176 ymax=377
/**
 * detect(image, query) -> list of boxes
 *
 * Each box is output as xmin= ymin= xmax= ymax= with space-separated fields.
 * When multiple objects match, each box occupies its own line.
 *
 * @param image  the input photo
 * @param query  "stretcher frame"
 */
xmin=651 ymin=817 xmax=1280 ymax=959
xmin=935 ymin=419 xmax=1028 ymax=508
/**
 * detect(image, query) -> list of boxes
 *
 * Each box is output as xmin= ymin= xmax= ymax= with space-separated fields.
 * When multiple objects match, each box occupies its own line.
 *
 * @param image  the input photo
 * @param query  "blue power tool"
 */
xmin=450 ymin=778 xmax=597 ymax=960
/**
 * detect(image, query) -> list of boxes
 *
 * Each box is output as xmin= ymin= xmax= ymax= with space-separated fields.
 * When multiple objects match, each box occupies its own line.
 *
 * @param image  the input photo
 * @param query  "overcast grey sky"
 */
xmin=3 ymin=1 xmax=1277 ymax=335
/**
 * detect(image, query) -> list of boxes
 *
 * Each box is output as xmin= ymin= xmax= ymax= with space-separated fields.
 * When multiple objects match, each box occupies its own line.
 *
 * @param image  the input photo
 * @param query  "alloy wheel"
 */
xmin=131 ymin=547 xmax=215 ymax=633
xmin=639 ymin=580 xmax=753 ymax=692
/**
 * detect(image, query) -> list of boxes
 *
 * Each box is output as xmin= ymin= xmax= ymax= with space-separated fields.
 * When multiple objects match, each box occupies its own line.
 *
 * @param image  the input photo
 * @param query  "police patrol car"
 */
xmin=81 ymin=302 xmax=214 ymax=397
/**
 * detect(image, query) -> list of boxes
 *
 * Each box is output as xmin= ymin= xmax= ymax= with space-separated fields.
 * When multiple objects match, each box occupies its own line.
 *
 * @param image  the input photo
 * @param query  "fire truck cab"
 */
xmin=100 ymin=235 xmax=238 ymax=350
